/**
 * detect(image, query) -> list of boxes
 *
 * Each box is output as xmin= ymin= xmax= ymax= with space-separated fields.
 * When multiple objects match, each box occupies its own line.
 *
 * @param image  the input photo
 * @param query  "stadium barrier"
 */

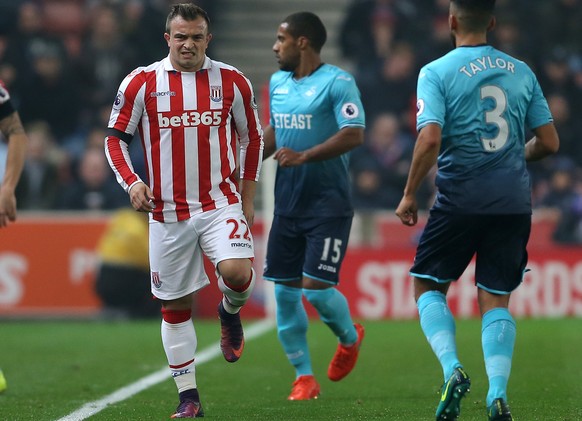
xmin=1 ymin=212 xmax=581 ymax=319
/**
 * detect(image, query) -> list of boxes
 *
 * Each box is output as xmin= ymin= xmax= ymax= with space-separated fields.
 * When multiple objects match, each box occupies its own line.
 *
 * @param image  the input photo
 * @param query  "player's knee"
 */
xmin=217 ymin=259 xmax=252 ymax=286
xmin=303 ymin=288 xmax=336 ymax=315
xmin=274 ymin=282 xmax=302 ymax=304
xmin=277 ymin=320 xmax=307 ymax=339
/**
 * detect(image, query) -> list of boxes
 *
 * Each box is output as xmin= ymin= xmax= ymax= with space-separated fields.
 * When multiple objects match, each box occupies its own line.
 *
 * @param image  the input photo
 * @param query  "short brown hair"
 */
xmin=165 ymin=3 xmax=211 ymax=34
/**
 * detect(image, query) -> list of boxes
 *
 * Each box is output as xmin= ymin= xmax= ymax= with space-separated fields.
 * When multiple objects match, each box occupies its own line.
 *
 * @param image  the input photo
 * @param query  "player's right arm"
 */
xmin=525 ymin=122 xmax=559 ymax=162
xmin=262 ymin=124 xmax=276 ymax=160
xmin=396 ymin=123 xmax=441 ymax=226
xmin=104 ymin=69 xmax=153 ymax=212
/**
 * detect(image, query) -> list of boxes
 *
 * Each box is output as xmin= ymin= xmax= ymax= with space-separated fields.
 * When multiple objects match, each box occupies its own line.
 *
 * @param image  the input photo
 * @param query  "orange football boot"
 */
xmin=287 ymin=375 xmax=321 ymax=400
xmin=327 ymin=323 xmax=365 ymax=381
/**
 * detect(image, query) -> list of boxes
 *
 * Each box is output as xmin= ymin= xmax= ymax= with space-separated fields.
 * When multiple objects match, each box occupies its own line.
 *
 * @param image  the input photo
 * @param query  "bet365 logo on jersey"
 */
xmin=157 ymin=110 xmax=222 ymax=128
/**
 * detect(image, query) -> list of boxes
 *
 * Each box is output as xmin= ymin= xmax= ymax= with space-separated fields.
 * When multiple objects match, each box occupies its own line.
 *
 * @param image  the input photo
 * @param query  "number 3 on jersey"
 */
xmin=480 ymin=85 xmax=509 ymax=152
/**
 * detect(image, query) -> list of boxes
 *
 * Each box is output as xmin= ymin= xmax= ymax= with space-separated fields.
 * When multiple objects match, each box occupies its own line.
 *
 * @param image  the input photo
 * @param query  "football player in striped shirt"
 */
xmin=262 ymin=12 xmax=366 ymax=401
xmin=0 ymin=78 xmax=28 ymax=394
xmin=105 ymin=3 xmax=263 ymax=418
xmin=395 ymin=1 xmax=559 ymax=420
xmin=0 ymin=79 xmax=27 ymax=230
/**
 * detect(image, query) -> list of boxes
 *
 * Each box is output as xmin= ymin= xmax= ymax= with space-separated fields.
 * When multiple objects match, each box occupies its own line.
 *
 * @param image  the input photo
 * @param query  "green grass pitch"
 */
xmin=1 ymin=318 xmax=580 ymax=420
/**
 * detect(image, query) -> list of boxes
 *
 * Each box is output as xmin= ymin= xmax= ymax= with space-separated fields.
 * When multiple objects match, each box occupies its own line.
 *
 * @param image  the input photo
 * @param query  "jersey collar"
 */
xmin=163 ymin=55 xmax=212 ymax=73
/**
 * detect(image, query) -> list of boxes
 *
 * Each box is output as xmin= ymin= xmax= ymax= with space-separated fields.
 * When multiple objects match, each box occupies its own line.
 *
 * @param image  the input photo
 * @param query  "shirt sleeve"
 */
xmin=416 ymin=66 xmax=446 ymax=131
xmin=526 ymin=76 xmax=553 ymax=130
xmin=329 ymin=71 xmax=366 ymax=129
xmin=232 ymin=71 xmax=264 ymax=182
xmin=105 ymin=70 xmax=146 ymax=192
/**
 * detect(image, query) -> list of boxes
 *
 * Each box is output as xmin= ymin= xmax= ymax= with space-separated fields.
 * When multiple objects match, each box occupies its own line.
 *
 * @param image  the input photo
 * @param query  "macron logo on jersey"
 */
xmin=158 ymin=110 xmax=223 ymax=128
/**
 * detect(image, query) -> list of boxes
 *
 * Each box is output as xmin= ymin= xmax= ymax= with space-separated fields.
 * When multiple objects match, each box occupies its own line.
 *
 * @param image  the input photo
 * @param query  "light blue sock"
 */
xmin=274 ymin=283 xmax=312 ymax=377
xmin=303 ymin=288 xmax=358 ymax=345
xmin=417 ymin=291 xmax=461 ymax=381
xmin=482 ymin=308 xmax=516 ymax=407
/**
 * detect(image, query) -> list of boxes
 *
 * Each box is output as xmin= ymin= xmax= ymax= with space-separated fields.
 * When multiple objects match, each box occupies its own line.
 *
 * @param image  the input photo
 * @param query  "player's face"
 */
xmin=165 ymin=15 xmax=212 ymax=72
xmin=272 ymin=23 xmax=301 ymax=72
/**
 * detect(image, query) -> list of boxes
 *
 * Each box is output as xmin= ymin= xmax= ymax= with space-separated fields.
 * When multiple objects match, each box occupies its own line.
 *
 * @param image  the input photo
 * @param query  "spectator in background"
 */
xmin=537 ymin=0 xmax=582 ymax=57
xmin=17 ymin=38 xmax=81 ymax=140
xmin=350 ymin=112 xmax=414 ymax=245
xmin=552 ymin=187 xmax=582 ymax=245
xmin=416 ymin=0 xmax=452 ymax=64
xmin=95 ymin=207 xmax=159 ymax=319
xmin=358 ymin=41 xmax=417 ymax=127
xmin=488 ymin=14 xmax=531 ymax=62
xmin=537 ymin=47 xmax=577 ymax=100
xmin=535 ymin=158 xmax=582 ymax=245
xmin=15 ymin=121 xmax=64 ymax=210
xmin=57 ymin=146 xmax=126 ymax=210
xmin=0 ymin=1 xmax=18 ymax=38
xmin=339 ymin=0 xmax=418 ymax=79
xmin=350 ymin=112 xmax=413 ymax=211
xmin=74 ymin=3 xmax=139 ymax=119
xmin=546 ymin=93 xmax=582 ymax=168
xmin=538 ymin=158 xmax=578 ymax=210
xmin=121 ymin=0 xmax=169 ymax=65
xmin=1 ymin=1 xmax=69 ymax=91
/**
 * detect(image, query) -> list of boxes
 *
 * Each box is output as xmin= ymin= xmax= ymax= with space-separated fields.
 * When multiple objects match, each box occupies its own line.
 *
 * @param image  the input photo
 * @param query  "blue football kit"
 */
xmin=264 ymin=64 xmax=365 ymax=284
xmin=264 ymin=62 xmax=366 ymax=385
xmin=410 ymin=44 xmax=554 ymax=412
xmin=416 ymin=45 xmax=553 ymax=214
xmin=269 ymin=64 xmax=365 ymax=218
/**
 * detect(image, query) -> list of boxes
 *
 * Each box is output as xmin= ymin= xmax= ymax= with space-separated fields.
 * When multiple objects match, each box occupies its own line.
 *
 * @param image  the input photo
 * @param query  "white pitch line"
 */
xmin=56 ymin=318 xmax=275 ymax=421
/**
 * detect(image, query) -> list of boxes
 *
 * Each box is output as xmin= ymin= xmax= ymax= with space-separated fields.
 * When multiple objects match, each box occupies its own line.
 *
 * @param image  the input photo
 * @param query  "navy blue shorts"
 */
xmin=410 ymin=211 xmax=531 ymax=294
xmin=263 ymin=215 xmax=352 ymax=285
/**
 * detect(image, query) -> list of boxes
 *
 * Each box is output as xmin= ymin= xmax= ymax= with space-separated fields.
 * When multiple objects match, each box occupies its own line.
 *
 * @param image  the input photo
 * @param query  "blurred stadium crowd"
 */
xmin=342 ymin=0 xmax=582 ymax=243
xmin=0 ymin=0 xmax=581 ymax=242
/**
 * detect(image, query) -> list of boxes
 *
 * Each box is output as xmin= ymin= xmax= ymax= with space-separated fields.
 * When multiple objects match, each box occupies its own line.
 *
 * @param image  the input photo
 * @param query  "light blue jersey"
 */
xmin=269 ymin=64 xmax=365 ymax=217
xmin=416 ymin=45 xmax=553 ymax=213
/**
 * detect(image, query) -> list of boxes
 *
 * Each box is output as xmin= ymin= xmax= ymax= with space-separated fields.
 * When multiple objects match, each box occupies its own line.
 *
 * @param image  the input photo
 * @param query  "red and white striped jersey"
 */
xmin=105 ymin=56 xmax=264 ymax=223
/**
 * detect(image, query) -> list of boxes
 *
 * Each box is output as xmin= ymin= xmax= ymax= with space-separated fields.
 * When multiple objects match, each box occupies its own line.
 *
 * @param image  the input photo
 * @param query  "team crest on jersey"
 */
xmin=305 ymin=87 xmax=317 ymax=97
xmin=113 ymin=91 xmax=125 ymax=110
xmin=341 ymin=102 xmax=359 ymax=119
xmin=210 ymin=85 xmax=223 ymax=102
xmin=151 ymin=271 xmax=162 ymax=289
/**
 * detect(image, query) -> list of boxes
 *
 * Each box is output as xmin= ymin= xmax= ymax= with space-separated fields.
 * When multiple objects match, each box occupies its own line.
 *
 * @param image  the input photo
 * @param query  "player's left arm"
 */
xmin=232 ymin=72 xmax=263 ymax=226
xmin=0 ymin=111 xmax=27 ymax=227
xmin=233 ymin=72 xmax=264 ymax=183
xmin=525 ymin=122 xmax=559 ymax=162
xmin=274 ymin=126 xmax=364 ymax=167
xmin=524 ymin=79 xmax=560 ymax=162
xmin=239 ymin=179 xmax=257 ymax=227
xmin=275 ymin=73 xmax=365 ymax=167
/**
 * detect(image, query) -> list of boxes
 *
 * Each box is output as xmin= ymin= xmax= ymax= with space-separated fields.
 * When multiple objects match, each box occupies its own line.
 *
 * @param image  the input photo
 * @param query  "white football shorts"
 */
xmin=149 ymin=203 xmax=254 ymax=300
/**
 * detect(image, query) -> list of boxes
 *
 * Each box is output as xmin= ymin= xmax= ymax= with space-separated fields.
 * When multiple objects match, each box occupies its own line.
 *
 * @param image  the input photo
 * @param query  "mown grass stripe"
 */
xmin=55 ymin=318 xmax=275 ymax=421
